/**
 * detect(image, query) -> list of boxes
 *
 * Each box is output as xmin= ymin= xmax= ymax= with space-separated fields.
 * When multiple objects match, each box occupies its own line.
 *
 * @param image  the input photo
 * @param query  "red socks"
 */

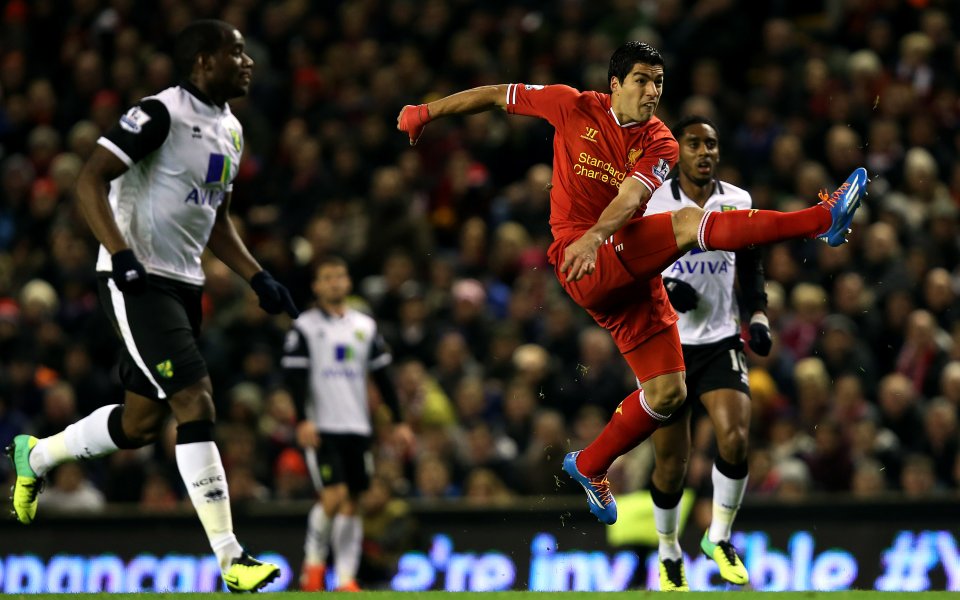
xmin=701 ymin=205 xmax=831 ymax=251
xmin=576 ymin=388 xmax=666 ymax=477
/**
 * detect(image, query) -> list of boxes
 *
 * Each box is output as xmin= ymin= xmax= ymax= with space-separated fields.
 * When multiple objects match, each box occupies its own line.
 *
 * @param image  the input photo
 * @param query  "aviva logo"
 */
xmin=204 ymin=153 xmax=233 ymax=186
xmin=335 ymin=344 xmax=354 ymax=362
xmin=580 ymin=126 xmax=599 ymax=143
xmin=155 ymin=359 xmax=174 ymax=379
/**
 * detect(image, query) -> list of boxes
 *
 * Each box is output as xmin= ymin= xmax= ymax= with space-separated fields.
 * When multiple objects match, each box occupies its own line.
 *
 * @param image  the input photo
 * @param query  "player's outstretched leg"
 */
xmin=698 ymin=167 xmax=868 ymax=251
xmin=815 ymin=166 xmax=868 ymax=246
xmin=5 ymin=435 xmax=43 ymax=524
xmin=562 ymin=451 xmax=618 ymax=524
xmin=223 ymin=552 xmax=281 ymax=593
xmin=700 ymin=531 xmax=749 ymax=585
xmin=659 ymin=557 xmax=689 ymax=591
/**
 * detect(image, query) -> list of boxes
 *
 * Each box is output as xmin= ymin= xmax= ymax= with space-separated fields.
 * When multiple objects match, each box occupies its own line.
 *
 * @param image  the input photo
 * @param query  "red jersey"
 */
xmin=505 ymin=83 xmax=678 ymax=247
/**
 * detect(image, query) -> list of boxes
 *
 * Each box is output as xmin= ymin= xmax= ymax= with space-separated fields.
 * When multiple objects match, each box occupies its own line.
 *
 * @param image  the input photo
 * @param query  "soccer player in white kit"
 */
xmin=643 ymin=115 xmax=772 ymax=590
xmin=6 ymin=20 xmax=296 ymax=592
xmin=282 ymin=256 xmax=412 ymax=591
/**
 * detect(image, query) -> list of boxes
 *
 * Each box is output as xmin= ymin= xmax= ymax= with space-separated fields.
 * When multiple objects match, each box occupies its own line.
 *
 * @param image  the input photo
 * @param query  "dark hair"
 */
xmin=316 ymin=255 xmax=348 ymax=271
xmin=173 ymin=20 xmax=234 ymax=77
xmin=607 ymin=41 xmax=664 ymax=85
xmin=671 ymin=114 xmax=720 ymax=141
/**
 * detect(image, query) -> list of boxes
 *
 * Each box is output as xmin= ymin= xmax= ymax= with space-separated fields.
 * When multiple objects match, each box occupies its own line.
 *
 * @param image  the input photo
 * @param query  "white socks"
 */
xmin=304 ymin=503 xmax=333 ymax=565
xmin=176 ymin=439 xmax=242 ymax=570
xmin=30 ymin=405 xmax=121 ymax=476
xmin=332 ymin=514 xmax=362 ymax=586
xmin=708 ymin=462 xmax=748 ymax=543
xmin=653 ymin=500 xmax=682 ymax=560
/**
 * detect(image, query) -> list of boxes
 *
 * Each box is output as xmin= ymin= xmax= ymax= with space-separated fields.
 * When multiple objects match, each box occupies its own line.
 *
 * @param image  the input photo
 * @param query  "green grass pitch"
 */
xmin=5 ymin=592 xmax=958 ymax=600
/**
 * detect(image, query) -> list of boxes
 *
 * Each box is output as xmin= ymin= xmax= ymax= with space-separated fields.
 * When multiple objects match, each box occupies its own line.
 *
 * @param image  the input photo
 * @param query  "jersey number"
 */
xmin=728 ymin=349 xmax=748 ymax=375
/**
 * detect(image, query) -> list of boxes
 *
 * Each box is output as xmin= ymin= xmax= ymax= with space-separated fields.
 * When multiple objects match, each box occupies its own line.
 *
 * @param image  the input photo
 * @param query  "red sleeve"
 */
xmin=505 ymin=83 xmax=580 ymax=128
xmin=629 ymin=129 xmax=679 ymax=195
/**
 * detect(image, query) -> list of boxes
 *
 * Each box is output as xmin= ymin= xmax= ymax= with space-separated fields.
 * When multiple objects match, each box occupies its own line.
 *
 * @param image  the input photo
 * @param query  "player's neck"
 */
xmin=319 ymin=301 xmax=346 ymax=317
xmin=185 ymin=77 xmax=227 ymax=108
xmin=680 ymin=176 xmax=714 ymax=206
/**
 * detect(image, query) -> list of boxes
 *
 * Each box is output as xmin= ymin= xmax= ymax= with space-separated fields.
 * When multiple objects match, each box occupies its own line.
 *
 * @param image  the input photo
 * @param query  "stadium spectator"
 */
xmin=0 ymin=1 xmax=958 ymax=529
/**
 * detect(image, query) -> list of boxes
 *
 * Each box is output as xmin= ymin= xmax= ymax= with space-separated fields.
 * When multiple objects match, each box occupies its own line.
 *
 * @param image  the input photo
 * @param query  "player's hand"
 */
xmin=392 ymin=423 xmax=415 ymax=450
xmin=748 ymin=313 xmax=772 ymax=356
xmin=560 ymin=234 xmax=601 ymax=282
xmin=250 ymin=270 xmax=300 ymax=318
xmin=663 ymin=277 xmax=699 ymax=312
xmin=296 ymin=420 xmax=320 ymax=449
xmin=111 ymin=249 xmax=149 ymax=295
xmin=397 ymin=104 xmax=431 ymax=146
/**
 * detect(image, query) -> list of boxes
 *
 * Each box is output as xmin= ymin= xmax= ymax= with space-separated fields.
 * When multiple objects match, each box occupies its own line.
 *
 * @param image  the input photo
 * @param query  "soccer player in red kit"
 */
xmin=398 ymin=42 xmax=865 ymax=526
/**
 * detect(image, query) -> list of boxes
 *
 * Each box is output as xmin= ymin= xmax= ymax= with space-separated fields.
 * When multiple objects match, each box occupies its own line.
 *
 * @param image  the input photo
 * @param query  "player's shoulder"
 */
xmin=146 ymin=86 xmax=185 ymax=115
xmin=645 ymin=116 xmax=676 ymax=141
xmin=292 ymin=308 xmax=324 ymax=330
xmin=645 ymin=177 xmax=680 ymax=214
xmin=345 ymin=307 xmax=378 ymax=329
xmin=714 ymin=180 xmax=752 ymax=207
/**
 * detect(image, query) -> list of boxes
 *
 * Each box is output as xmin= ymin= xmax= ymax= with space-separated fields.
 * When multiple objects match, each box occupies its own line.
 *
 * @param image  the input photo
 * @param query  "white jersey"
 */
xmin=95 ymin=83 xmax=244 ymax=285
xmin=645 ymin=178 xmax=752 ymax=345
xmin=281 ymin=307 xmax=392 ymax=435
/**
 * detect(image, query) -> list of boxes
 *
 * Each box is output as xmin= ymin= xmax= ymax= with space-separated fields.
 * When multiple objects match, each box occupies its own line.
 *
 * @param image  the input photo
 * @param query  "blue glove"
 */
xmin=663 ymin=277 xmax=699 ymax=313
xmin=748 ymin=314 xmax=772 ymax=356
xmin=111 ymin=249 xmax=148 ymax=295
xmin=250 ymin=270 xmax=299 ymax=318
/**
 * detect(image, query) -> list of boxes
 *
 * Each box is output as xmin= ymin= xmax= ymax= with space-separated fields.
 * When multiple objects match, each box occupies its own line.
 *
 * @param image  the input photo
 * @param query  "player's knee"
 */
xmin=718 ymin=427 xmax=749 ymax=464
xmin=648 ymin=381 xmax=687 ymax=415
xmin=169 ymin=380 xmax=216 ymax=423
xmin=118 ymin=408 xmax=163 ymax=447
xmin=671 ymin=207 xmax=706 ymax=252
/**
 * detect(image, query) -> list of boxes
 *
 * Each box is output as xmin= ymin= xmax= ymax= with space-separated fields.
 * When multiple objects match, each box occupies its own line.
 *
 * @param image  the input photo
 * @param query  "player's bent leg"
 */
xmin=6 ymin=394 xmax=162 ymax=524
xmin=700 ymin=388 xmax=751 ymax=585
xmin=223 ymin=552 xmax=281 ymax=593
xmin=562 ymin=450 xmax=618 ymax=524
xmin=651 ymin=412 xmax=692 ymax=591
xmin=6 ymin=435 xmax=42 ymax=524
xmin=690 ymin=167 xmax=868 ymax=252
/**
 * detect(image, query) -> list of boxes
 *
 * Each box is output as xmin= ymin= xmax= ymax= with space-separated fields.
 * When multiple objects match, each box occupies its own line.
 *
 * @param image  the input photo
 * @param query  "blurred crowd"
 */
xmin=2 ymin=0 xmax=960 ymax=541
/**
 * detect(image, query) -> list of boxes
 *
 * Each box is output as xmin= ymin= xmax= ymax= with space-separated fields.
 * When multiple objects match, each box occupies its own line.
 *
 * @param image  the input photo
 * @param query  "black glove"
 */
xmin=250 ymin=270 xmax=299 ymax=318
xmin=748 ymin=314 xmax=773 ymax=356
xmin=111 ymin=249 xmax=148 ymax=295
xmin=663 ymin=277 xmax=699 ymax=313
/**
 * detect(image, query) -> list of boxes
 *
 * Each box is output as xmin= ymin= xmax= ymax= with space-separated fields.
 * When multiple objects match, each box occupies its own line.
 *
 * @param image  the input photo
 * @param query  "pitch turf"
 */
xmin=4 ymin=593 xmax=957 ymax=600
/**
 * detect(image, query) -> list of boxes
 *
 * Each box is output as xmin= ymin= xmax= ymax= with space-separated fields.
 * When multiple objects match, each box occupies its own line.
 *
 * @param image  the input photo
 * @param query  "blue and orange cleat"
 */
xmin=562 ymin=451 xmax=617 ymax=525
xmin=816 ymin=167 xmax=868 ymax=247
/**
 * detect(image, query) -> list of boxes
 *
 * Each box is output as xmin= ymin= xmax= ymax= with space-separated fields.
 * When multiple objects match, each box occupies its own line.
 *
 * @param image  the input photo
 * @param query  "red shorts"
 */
xmin=623 ymin=324 xmax=685 ymax=382
xmin=550 ymin=214 xmax=680 ymax=357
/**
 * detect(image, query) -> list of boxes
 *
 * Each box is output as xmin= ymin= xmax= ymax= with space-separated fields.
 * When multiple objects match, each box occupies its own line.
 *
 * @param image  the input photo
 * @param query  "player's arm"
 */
xmin=736 ymin=246 xmax=772 ymax=356
xmin=207 ymin=193 xmax=261 ymax=281
xmin=76 ymin=147 xmax=132 ymax=255
xmin=281 ymin=327 xmax=320 ymax=448
xmin=367 ymin=331 xmax=402 ymax=423
xmin=397 ymin=85 xmax=509 ymax=145
xmin=79 ymin=99 xmax=171 ymax=293
xmin=560 ymin=177 xmax=650 ymax=281
xmin=208 ymin=193 xmax=299 ymax=318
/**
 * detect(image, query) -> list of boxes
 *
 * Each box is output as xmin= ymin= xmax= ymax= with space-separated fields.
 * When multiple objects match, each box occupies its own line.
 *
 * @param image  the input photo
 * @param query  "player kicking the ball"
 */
xmin=398 ymin=40 xmax=865 ymax=578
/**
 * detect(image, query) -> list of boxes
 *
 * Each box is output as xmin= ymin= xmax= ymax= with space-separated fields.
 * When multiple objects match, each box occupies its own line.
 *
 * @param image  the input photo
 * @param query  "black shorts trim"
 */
xmin=97 ymin=274 xmax=208 ymax=400
xmin=305 ymin=433 xmax=373 ymax=494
